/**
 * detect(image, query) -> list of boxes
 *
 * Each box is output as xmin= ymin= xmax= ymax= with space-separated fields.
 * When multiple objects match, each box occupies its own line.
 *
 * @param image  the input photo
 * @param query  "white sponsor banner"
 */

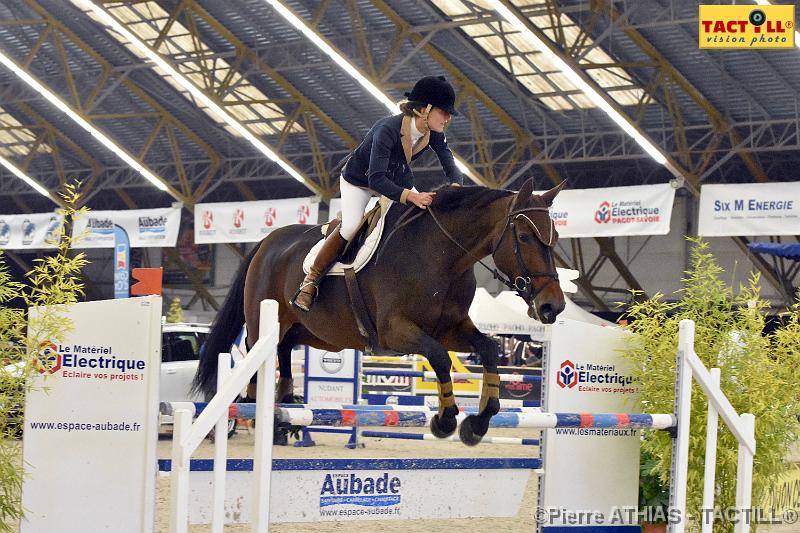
xmin=181 ymin=463 xmax=530 ymax=524
xmin=541 ymin=183 xmax=675 ymax=238
xmin=195 ymin=197 xmax=319 ymax=244
xmin=540 ymin=319 xmax=639 ymax=528
xmin=0 ymin=212 xmax=63 ymax=250
xmin=21 ymin=296 xmax=161 ymax=533
xmin=306 ymin=347 xmax=357 ymax=405
xmin=328 ymin=184 xmax=674 ymax=238
xmin=698 ymin=182 xmax=800 ymax=236
xmin=306 ymin=347 xmax=356 ymax=380
xmin=71 ymin=207 xmax=181 ymax=248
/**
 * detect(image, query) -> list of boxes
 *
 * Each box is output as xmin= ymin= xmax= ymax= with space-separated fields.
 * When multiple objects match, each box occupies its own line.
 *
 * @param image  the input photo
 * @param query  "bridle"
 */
xmin=427 ymin=201 xmax=559 ymax=305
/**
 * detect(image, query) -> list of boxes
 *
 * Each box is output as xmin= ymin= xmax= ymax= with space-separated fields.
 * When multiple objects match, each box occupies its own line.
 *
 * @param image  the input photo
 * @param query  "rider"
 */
xmin=291 ymin=75 xmax=464 ymax=312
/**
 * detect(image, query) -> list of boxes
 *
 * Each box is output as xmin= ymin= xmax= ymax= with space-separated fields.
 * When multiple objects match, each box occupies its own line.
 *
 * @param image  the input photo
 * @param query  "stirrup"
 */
xmin=290 ymin=281 xmax=318 ymax=312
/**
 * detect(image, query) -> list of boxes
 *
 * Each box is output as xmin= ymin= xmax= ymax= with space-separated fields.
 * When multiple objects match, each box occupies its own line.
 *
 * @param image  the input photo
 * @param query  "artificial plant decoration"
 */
xmin=622 ymin=237 xmax=800 ymax=532
xmin=0 ymin=182 xmax=88 ymax=531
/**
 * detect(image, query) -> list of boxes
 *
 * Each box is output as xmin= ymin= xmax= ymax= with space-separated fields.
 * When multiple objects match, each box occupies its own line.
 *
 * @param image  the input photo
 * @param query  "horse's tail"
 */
xmin=192 ymin=244 xmax=260 ymax=399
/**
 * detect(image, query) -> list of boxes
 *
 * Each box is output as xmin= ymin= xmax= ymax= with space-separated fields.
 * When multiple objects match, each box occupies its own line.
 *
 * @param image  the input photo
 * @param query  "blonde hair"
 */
xmin=398 ymin=100 xmax=425 ymax=116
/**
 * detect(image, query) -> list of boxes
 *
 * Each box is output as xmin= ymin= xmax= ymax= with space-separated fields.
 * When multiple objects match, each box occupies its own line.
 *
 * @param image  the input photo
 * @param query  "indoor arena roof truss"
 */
xmin=438 ymin=0 xmax=644 ymax=111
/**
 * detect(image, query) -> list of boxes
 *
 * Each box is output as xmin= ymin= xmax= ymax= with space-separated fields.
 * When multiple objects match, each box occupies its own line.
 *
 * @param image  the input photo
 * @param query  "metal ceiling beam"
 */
xmin=19 ymin=0 xmax=223 ymax=207
xmin=79 ymin=0 xmax=343 ymax=200
xmin=581 ymin=0 xmax=793 ymax=304
xmin=411 ymin=0 xmax=650 ymax=304
xmin=597 ymin=1 xmax=769 ymax=183
xmin=490 ymin=0 xmax=794 ymax=305
xmin=373 ymin=0 xmax=539 ymax=186
xmin=12 ymin=101 xmax=103 ymax=201
xmin=255 ymin=0 xmax=496 ymax=186
xmin=180 ymin=0 xmax=362 ymax=198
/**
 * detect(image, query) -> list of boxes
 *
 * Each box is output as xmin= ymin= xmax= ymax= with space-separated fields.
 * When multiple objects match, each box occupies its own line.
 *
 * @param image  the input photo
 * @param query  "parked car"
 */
xmin=160 ymin=322 xmax=238 ymax=437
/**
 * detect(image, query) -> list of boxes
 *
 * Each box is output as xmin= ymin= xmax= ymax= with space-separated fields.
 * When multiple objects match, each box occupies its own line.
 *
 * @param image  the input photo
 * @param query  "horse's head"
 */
xmin=491 ymin=179 xmax=566 ymax=324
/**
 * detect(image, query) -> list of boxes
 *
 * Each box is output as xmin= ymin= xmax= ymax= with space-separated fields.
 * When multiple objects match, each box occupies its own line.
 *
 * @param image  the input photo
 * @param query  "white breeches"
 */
xmin=337 ymin=178 xmax=416 ymax=241
xmin=338 ymin=178 xmax=374 ymax=241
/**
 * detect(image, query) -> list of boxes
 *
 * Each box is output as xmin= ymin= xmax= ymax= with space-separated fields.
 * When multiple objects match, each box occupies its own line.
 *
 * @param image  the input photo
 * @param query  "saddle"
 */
xmin=302 ymin=196 xmax=393 ymax=276
xmin=302 ymin=196 xmax=403 ymax=356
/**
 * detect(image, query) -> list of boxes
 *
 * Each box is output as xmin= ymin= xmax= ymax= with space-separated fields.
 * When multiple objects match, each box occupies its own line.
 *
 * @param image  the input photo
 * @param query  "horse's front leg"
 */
xmin=381 ymin=318 xmax=460 ymax=438
xmin=438 ymin=319 xmax=501 ymax=446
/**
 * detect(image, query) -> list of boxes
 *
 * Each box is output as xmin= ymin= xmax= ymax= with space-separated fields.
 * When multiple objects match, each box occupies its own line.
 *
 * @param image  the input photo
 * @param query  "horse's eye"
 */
xmin=519 ymin=233 xmax=531 ymax=243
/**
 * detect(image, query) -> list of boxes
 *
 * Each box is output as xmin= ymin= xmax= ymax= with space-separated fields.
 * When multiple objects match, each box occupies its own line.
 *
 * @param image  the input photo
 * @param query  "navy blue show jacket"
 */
xmin=342 ymin=114 xmax=463 ymax=203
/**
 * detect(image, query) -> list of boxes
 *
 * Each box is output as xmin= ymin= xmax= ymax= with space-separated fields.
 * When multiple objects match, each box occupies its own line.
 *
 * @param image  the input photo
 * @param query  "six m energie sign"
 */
xmin=699 ymin=4 xmax=795 ymax=49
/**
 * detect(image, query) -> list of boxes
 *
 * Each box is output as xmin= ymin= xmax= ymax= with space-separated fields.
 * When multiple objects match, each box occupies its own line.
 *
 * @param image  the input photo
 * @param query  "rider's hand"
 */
xmin=408 ymin=191 xmax=436 ymax=209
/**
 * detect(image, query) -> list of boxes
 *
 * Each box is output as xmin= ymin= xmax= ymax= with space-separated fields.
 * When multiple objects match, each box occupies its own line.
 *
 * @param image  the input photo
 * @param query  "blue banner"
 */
xmin=113 ymin=225 xmax=130 ymax=299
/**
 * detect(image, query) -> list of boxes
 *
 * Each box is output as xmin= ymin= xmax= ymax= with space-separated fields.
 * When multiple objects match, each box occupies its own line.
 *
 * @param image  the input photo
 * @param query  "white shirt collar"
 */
xmin=409 ymin=117 xmax=425 ymax=146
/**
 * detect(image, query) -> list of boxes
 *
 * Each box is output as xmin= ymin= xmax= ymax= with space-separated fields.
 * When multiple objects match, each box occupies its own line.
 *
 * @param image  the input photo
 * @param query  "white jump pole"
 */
xmin=212 ymin=353 xmax=233 ymax=533
xmin=169 ymin=408 xmax=192 ymax=533
xmin=669 ymin=319 xmax=694 ymax=533
xmin=251 ymin=300 xmax=279 ymax=533
xmin=168 ymin=300 xmax=280 ymax=533
xmin=701 ymin=368 xmax=720 ymax=533
xmin=735 ymin=413 xmax=755 ymax=533
xmin=671 ymin=319 xmax=756 ymax=533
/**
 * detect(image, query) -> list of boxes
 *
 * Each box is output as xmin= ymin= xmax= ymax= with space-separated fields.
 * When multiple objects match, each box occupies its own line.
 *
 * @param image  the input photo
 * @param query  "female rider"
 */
xmin=291 ymin=75 xmax=464 ymax=311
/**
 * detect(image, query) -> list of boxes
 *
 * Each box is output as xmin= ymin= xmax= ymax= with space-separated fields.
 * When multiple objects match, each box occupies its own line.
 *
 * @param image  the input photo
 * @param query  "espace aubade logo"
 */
xmin=556 ymin=359 xmax=635 ymax=394
xmin=699 ymin=4 xmax=795 ymax=49
xmin=138 ymin=215 xmax=167 ymax=241
xmin=319 ymin=472 xmax=402 ymax=508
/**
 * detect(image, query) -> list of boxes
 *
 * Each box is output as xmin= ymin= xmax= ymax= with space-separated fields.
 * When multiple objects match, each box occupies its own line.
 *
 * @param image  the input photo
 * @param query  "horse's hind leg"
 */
xmin=275 ymin=338 xmax=295 ymax=404
xmin=382 ymin=319 xmax=460 ymax=438
xmin=243 ymin=323 xmax=300 ymax=403
xmin=439 ymin=320 xmax=501 ymax=446
xmin=276 ymin=323 xmax=342 ymax=403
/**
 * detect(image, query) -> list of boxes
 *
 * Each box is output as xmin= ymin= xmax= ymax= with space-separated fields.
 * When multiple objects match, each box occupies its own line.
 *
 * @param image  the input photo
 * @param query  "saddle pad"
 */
xmin=303 ymin=197 xmax=393 ymax=276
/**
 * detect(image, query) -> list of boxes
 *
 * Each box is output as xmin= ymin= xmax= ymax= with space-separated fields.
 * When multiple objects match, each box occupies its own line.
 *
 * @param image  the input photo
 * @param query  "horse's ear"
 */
xmin=540 ymin=180 xmax=567 ymax=207
xmin=515 ymin=178 xmax=535 ymax=202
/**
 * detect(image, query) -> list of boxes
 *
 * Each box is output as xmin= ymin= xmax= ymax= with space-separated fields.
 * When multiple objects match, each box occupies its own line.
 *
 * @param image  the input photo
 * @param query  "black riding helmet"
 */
xmin=404 ymin=76 xmax=459 ymax=116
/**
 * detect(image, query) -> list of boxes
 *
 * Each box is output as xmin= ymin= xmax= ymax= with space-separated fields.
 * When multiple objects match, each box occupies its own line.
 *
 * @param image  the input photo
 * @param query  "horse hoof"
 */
xmin=458 ymin=415 xmax=484 ymax=446
xmin=273 ymin=424 xmax=289 ymax=446
xmin=430 ymin=414 xmax=457 ymax=438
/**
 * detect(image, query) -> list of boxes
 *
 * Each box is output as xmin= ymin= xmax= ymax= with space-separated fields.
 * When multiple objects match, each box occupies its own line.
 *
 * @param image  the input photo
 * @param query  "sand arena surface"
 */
xmin=154 ymin=426 xmax=541 ymax=533
xmin=9 ymin=427 xmax=797 ymax=531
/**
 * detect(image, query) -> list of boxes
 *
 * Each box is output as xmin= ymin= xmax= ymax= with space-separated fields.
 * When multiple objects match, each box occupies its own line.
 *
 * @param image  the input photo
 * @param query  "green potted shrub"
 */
xmin=0 ymin=183 xmax=88 ymax=531
xmin=622 ymin=238 xmax=800 ymax=532
xmin=639 ymin=448 xmax=669 ymax=533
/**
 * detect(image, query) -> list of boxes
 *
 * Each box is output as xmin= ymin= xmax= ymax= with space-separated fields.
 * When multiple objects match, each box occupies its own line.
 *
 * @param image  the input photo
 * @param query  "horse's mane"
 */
xmin=430 ymin=185 xmax=513 ymax=212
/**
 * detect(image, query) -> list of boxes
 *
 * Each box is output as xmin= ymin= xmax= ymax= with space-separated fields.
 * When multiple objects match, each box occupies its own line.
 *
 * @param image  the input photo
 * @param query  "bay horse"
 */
xmin=194 ymin=178 xmax=565 ymax=445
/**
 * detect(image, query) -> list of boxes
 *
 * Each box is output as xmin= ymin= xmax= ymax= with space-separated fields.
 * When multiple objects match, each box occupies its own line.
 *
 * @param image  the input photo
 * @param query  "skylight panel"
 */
xmin=0 ymin=109 xmax=51 ymax=158
xmin=76 ymin=1 xmax=302 ymax=137
xmin=441 ymin=1 xmax=644 ymax=110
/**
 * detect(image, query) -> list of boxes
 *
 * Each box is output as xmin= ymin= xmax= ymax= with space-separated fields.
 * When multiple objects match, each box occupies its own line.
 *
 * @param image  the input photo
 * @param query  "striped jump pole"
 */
xmin=361 ymin=393 xmax=540 ymax=409
xmin=279 ymin=403 xmax=540 ymax=413
xmin=362 ymin=369 xmax=542 ymax=383
xmin=277 ymin=408 xmax=677 ymax=430
xmin=161 ymin=402 xmax=541 ymax=420
xmin=361 ymin=430 xmax=540 ymax=446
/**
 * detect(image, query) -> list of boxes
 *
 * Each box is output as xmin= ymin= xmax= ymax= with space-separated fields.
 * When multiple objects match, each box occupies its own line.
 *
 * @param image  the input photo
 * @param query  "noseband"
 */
xmin=427 ymin=204 xmax=559 ymax=304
